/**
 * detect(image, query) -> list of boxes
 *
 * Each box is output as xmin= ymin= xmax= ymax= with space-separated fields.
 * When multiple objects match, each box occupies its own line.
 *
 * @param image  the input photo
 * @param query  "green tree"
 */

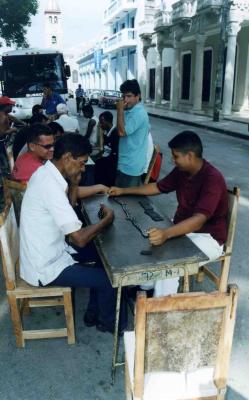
xmin=0 ymin=0 xmax=38 ymax=48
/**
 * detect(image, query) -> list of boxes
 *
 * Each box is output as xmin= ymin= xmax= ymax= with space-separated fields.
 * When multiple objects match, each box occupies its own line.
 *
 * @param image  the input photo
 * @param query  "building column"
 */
xmin=193 ymin=34 xmax=206 ymax=112
xmin=142 ymin=48 xmax=150 ymax=102
xmin=222 ymin=22 xmax=240 ymax=116
xmin=105 ymin=70 xmax=108 ymax=89
xmin=170 ymin=42 xmax=180 ymax=110
xmin=155 ymin=46 xmax=163 ymax=105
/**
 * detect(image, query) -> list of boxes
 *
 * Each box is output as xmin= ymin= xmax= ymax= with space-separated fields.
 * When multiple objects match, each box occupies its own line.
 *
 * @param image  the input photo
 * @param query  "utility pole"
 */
xmin=213 ymin=0 xmax=229 ymax=121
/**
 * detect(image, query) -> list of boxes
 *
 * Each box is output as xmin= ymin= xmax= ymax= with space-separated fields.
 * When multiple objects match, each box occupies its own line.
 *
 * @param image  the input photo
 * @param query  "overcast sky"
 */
xmin=27 ymin=0 xmax=106 ymax=50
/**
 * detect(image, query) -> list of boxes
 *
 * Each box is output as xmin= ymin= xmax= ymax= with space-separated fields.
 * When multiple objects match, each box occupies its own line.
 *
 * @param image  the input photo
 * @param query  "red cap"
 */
xmin=0 ymin=96 xmax=16 ymax=106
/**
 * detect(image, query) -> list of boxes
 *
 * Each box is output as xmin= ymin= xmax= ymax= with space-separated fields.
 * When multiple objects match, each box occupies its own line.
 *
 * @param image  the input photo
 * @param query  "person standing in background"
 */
xmin=75 ymin=84 xmax=85 ymax=115
xmin=116 ymin=79 xmax=149 ymax=188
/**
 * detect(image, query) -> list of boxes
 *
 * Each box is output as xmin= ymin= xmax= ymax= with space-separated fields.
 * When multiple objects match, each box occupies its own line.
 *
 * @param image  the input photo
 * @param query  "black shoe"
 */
xmin=145 ymin=289 xmax=154 ymax=298
xmin=96 ymin=322 xmax=125 ymax=337
xmin=126 ymin=285 xmax=140 ymax=301
xmin=83 ymin=310 xmax=98 ymax=327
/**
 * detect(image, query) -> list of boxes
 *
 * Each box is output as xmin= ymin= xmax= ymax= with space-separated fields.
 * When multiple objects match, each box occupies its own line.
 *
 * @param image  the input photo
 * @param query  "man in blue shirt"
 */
xmin=41 ymin=83 xmax=66 ymax=117
xmin=75 ymin=84 xmax=85 ymax=115
xmin=116 ymin=79 xmax=149 ymax=187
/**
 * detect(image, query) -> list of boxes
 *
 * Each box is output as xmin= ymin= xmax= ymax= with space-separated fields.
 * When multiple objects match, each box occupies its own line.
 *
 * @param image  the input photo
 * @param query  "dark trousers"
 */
xmin=95 ymin=155 xmax=117 ymax=187
xmin=76 ymin=97 xmax=85 ymax=113
xmin=46 ymin=243 xmax=127 ymax=329
xmin=115 ymin=170 xmax=141 ymax=188
xmin=76 ymin=97 xmax=82 ymax=113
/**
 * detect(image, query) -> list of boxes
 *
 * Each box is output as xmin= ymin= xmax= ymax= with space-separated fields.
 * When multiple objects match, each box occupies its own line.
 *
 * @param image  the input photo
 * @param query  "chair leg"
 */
xmin=8 ymin=294 xmax=25 ymax=347
xmin=196 ymin=267 xmax=205 ymax=283
xmin=21 ymin=298 xmax=31 ymax=316
xmin=125 ymin=357 xmax=133 ymax=400
xmin=183 ymin=274 xmax=189 ymax=293
xmin=219 ymin=258 xmax=231 ymax=292
xmin=63 ymin=291 xmax=75 ymax=344
xmin=217 ymin=389 xmax=226 ymax=400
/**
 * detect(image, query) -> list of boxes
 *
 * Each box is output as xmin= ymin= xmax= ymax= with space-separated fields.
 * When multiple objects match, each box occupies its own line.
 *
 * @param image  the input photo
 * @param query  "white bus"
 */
xmin=0 ymin=48 xmax=72 ymax=119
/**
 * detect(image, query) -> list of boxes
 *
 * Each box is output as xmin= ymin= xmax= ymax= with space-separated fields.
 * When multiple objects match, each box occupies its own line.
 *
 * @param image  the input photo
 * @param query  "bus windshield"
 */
xmin=2 ymin=53 xmax=67 ymax=97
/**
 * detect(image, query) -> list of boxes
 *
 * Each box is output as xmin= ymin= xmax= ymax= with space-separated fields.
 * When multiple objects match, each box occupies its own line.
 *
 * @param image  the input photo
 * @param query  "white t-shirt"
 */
xmin=20 ymin=161 xmax=82 ymax=286
xmin=89 ymin=116 xmax=99 ymax=146
xmin=57 ymin=114 xmax=80 ymax=133
xmin=144 ymin=132 xmax=154 ymax=173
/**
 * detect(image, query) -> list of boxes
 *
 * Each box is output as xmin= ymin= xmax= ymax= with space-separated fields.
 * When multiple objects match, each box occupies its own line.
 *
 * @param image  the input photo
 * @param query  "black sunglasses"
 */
xmin=34 ymin=142 xmax=55 ymax=150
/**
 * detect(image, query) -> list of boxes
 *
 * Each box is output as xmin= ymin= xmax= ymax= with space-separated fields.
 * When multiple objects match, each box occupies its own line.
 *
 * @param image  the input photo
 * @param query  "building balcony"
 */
xmin=154 ymin=9 xmax=172 ymax=30
xmin=172 ymin=0 xmax=197 ymax=23
xmin=197 ymin=0 xmax=223 ymax=13
xmin=103 ymin=28 xmax=137 ymax=54
xmin=104 ymin=0 xmax=137 ymax=25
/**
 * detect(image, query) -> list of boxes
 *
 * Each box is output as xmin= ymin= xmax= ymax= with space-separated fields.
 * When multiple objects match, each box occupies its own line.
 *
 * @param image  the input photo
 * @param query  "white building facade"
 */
xmin=44 ymin=0 xmax=82 ymax=96
xmin=143 ymin=0 xmax=249 ymax=116
xmin=44 ymin=0 xmax=63 ymax=50
xmin=77 ymin=42 xmax=108 ymax=92
xmin=77 ymin=0 xmax=158 ymax=98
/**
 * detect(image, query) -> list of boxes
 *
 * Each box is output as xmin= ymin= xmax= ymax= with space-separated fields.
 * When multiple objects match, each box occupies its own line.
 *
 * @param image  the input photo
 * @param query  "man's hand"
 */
xmin=96 ymin=184 xmax=109 ymax=194
xmin=116 ymin=99 xmax=126 ymax=111
xmin=108 ymin=186 xmax=124 ymax=197
xmin=148 ymin=228 xmax=168 ymax=246
xmin=100 ymin=204 xmax=114 ymax=225
xmin=69 ymin=204 xmax=114 ymax=248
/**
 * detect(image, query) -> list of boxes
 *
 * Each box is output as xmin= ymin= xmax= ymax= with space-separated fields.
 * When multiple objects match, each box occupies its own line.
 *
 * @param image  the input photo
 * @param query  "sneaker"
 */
xmin=83 ymin=310 xmax=98 ymax=327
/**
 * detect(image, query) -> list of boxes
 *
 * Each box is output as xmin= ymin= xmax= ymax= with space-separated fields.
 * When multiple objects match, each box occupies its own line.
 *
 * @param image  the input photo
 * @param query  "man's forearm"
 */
xmin=8 ymin=115 xmax=26 ymax=126
xmin=117 ymin=107 xmax=126 ymax=137
xmin=164 ymin=214 xmax=207 ymax=240
xmin=69 ymin=217 xmax=111 ymax=247
xmin=120 ymin=183 xmax=160 ymax=196
xmin=77 ymin=184 xmax=107 ymax=199
xmin=68 ymin=185 xmax=79 ymax=207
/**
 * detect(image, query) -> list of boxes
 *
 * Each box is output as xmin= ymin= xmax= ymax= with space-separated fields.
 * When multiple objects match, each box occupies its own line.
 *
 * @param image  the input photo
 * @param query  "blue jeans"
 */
xmin=45 ymin=243 xmax=127 ymax=329
xmin=115 ymin=170 xmax=141 ymax=188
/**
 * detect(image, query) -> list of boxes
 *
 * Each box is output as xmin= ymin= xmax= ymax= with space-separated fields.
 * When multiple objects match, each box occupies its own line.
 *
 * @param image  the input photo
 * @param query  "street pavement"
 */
xmin=145 ymin=104 xmax=249 ymax=141
xmin=0 ymin=109 xmax=248 ymax=400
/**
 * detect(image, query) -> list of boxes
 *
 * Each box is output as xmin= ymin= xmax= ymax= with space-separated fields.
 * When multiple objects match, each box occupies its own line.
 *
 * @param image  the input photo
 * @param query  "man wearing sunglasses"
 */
xmin=12 ymin=124 xmax=55 ymax=182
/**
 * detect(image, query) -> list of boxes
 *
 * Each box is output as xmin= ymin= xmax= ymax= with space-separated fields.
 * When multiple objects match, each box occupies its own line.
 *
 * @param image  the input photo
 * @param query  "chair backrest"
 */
xmin=144 ymin=144 xmax=161 ymax=184
xmin=0 ymin=202 xmax=19 ymax=290
xmin=225 ymin=187 xmax=240 ymax=254
xmin=3 ymin=178 xmax=27 ymax=227
xmin=134 ymin=287 xmax=238 ymax=399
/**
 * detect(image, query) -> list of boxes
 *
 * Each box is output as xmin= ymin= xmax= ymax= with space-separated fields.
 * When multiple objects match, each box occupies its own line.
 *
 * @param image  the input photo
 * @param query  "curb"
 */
xmin=147 ymin=112 xmax=249 ymax=141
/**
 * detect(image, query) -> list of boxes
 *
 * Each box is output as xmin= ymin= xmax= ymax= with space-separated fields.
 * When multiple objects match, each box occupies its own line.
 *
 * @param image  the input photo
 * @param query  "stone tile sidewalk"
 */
xmin=145 ymin=105 xmax=249 ymax=141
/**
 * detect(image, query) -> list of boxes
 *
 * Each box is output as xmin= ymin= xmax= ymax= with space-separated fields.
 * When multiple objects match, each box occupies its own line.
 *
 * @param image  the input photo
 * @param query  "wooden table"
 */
xmin=82 ymin=194 xmax=208 ymax=380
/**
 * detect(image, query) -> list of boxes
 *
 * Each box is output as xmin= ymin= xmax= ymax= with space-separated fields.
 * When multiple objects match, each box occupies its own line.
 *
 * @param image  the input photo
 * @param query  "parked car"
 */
xmin=88 ymin=90 xmax=103 ymax=105
xmin=98 ymin=90 xmax=122 ymax=109
xmin=84 ymin=89 xmax=93 ymax=104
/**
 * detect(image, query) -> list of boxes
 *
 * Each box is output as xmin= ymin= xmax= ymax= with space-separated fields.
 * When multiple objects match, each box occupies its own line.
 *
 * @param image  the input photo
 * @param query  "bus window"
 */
xmin=2 ymin=54 xmax=67 ymax=97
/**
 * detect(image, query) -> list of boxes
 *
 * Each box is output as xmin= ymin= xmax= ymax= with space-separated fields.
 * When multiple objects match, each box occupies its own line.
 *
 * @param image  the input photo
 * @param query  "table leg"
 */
xmin=111 ymin=282 xmax=122 ymax=383
xmin=183 ymin=270 xmax=190 ymax=293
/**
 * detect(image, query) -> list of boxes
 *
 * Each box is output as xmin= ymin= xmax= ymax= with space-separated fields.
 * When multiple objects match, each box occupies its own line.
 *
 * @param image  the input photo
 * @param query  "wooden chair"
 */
xmin=124 ymin=287 xmax=238 ymax=400
xmin=3 ymin=178 xmax=27 ymax=226
xmin=197 ymin=187 xmax=240 ymax=292
xmin=0 ymin=201 xmax=75 ymax=347
xmin=144 ymin=144 xmax=161 ymax=184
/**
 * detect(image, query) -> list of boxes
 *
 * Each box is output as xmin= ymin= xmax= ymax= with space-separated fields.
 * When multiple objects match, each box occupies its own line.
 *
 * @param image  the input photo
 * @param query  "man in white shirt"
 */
xmin=56 ymin=103 xmax=80 ymax=133
xmin=20 ymin=133 xmax=126 ymax=334
xmin=82 ymin=104 xmax=99 ymax=147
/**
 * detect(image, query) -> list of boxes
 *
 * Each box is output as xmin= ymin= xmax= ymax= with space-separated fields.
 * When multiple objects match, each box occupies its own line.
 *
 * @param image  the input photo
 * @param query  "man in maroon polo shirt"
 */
xmin=108 ymin=131 xmax=228 ymax=295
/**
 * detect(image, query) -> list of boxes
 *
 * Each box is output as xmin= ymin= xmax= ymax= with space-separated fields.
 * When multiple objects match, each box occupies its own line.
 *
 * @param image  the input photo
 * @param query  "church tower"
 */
xmin=44 ymin=0 xmax=63 ymax=50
